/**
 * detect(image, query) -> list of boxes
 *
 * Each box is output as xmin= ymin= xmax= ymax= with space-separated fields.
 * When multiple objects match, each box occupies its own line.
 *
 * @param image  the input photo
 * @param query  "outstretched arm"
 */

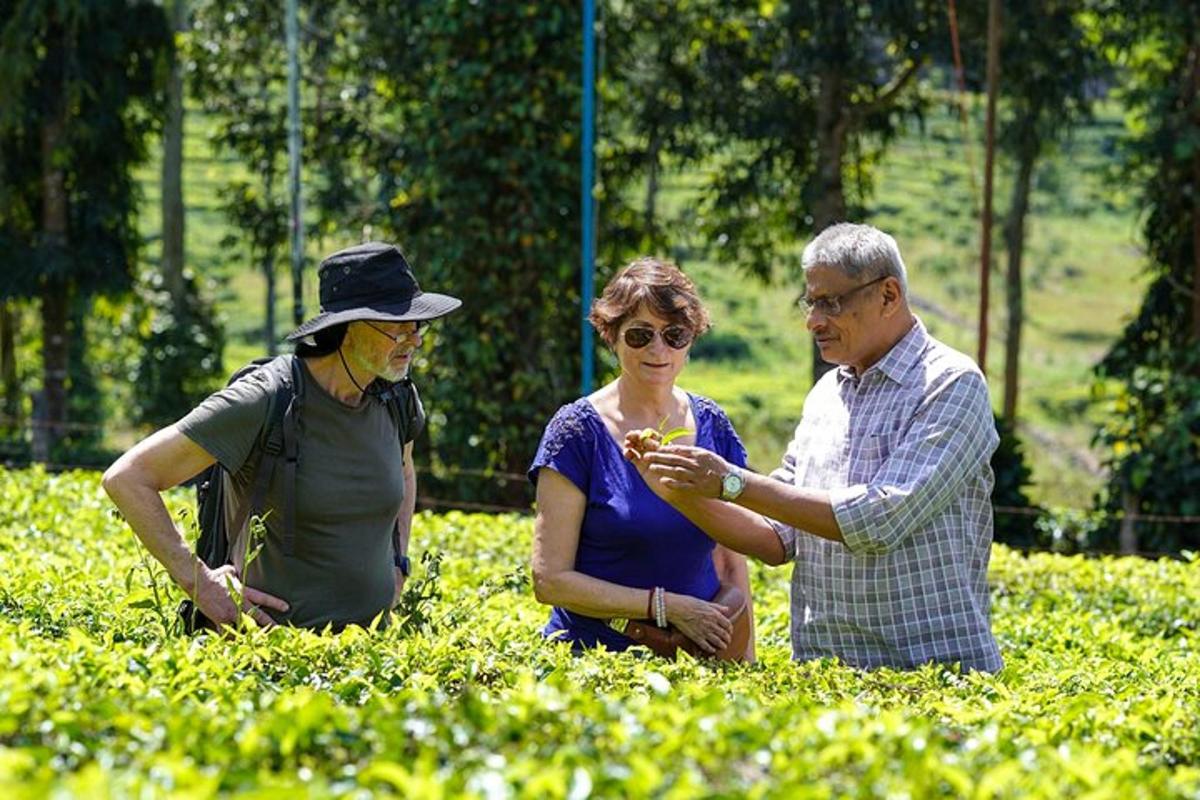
xmin=623 ymin=435 xmax=795 ymax=565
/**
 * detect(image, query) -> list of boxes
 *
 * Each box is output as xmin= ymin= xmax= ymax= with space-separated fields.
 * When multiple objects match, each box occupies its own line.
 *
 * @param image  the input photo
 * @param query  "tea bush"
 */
xmin=1 ymin=467 xmax=1198 ymax=797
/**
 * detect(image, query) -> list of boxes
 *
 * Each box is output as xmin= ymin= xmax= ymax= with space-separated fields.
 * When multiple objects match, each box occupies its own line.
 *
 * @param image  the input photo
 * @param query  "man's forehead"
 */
xmin=803 ymin=264 xmax=853 ymax=295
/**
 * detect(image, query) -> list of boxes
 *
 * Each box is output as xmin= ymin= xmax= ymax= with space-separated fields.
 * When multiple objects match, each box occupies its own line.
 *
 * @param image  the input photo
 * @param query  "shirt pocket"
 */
xmin=853 ymin=418 xmax=906 ymax=479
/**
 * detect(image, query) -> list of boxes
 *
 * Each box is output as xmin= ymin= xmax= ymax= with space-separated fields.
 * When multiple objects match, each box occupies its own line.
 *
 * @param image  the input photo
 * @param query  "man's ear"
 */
xmin=880 ymin=277 xmax=904 ymax=318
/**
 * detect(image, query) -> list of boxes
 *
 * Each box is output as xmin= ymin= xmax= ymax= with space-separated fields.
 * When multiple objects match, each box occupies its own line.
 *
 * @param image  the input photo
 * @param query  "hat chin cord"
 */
xmin=337 ymin=344 xmax=374 ymax=397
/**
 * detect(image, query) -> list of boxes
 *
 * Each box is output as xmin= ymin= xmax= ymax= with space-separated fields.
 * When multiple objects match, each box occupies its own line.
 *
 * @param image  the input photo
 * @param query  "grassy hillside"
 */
xmin=131 ymin=100 xmax=1143 ymax=508
xmin=2 ymin=467 xmax=1198 ymax=796
xmin=674 ymin=103 xmax=1143 ymax=507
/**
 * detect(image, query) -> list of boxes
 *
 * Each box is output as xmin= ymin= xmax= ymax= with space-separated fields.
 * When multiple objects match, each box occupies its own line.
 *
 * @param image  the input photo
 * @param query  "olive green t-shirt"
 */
xmin=176 ymin=358 xmax=421 ymax=630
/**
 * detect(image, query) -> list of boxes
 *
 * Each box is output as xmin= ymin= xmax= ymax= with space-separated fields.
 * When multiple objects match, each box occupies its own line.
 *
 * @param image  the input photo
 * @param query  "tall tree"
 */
xmin=1091 ymin=0 xmax=1200 ymax=553
xmin=957 ymin=0 xmax=1103 ymax=421
xmin=189 ymin=0 xmax=377 ymax=354
xmin=0 ymin=0 xmax=169 ymax=459
xmin=189 ymin=0 xmax=289 ymax=355
xmin=161 ymin=0 xmax=188 ymax=310
xmin=687 ymin=1 xmax=941 ymax=382
xmin=360 ymin=0 xmax=584 ymax=507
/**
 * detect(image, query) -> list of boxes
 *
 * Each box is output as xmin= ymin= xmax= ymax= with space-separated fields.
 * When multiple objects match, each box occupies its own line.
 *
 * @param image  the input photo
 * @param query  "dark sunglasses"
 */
xmin=622 ymin=324 xmax=693 ymax=350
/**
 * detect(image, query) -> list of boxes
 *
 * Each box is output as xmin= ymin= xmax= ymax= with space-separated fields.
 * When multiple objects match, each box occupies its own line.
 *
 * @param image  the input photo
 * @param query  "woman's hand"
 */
xmin=665 ymin=592 xmax=732 ymax=654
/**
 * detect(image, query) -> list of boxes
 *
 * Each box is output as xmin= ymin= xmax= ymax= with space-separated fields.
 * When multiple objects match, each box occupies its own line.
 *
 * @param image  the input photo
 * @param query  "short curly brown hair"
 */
xmin=588 ymin=257 xmax=711 ymax=347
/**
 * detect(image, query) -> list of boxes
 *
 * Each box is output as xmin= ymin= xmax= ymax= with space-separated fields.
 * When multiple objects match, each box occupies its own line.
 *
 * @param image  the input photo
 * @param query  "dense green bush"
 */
xmin=990 ymin=416 xmax=1041 ymax=548
xmin=1 ymin=467 xmax=1198 ymax=797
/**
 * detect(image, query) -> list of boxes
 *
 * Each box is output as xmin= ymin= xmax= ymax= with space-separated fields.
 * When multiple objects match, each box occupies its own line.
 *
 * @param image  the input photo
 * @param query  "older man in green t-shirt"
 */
xmin=103 ymin=242 xmax=461 ymax=630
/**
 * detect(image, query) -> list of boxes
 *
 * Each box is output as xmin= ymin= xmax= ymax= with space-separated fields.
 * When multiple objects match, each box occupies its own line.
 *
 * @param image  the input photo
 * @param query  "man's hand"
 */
xmin=641 ymin=445 xmax=730 ymax=498
xmin=622 ymin=431 xmax=685 ymax=501
xmin=192 ymin=563 xmax=288 ymax=629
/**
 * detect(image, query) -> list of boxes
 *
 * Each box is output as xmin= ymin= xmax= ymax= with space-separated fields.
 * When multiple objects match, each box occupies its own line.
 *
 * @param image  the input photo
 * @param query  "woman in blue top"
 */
xmin=529 ymin=257 xmax=754 ymax=658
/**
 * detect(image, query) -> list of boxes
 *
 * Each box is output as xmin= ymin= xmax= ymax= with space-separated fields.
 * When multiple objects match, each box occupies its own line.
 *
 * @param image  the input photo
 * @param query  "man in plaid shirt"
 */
xmin=630 ymin=223 xmax=1003 ymax=672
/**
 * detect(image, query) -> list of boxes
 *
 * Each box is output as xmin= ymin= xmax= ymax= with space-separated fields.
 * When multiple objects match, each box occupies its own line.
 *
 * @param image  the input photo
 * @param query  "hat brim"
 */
xmin=284 ymin=292 xmax=463 ymax=341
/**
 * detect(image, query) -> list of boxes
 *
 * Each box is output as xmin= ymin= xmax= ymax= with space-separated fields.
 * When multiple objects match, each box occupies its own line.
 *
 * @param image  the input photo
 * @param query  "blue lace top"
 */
xmin=527 ymin=394 xmax=749 ymax=651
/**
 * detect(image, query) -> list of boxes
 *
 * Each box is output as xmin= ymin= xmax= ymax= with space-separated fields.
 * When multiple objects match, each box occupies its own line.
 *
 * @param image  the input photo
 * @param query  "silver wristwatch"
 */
xmin=719 ymin=466 xmax=746 ymax=501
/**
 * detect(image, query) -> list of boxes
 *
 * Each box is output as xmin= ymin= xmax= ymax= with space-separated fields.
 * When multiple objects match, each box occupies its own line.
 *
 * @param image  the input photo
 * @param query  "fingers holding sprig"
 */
xmin=643 ymin=445 xmax=729 ymax=498
xmin=622 ymin=427 xmax=663 ymax=462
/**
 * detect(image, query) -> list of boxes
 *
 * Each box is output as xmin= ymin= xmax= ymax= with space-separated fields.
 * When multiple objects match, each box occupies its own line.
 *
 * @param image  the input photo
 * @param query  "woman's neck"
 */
xmin=612 ymin=375 xmax=682 ymax=427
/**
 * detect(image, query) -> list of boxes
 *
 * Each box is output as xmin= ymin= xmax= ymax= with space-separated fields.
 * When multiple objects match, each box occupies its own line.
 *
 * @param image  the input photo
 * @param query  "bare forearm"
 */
xmin=103 ymin=474 xmax=201 ymax=593
xmin=670 ymin=495 xmax=788 ymax=565
xmin=397 ymin=465 xmax=417 ymax=554
xmin=714 ymin=547 xmax=755 ymax=661
xmin=738 ymin=472 xmax=842 ymax=542
xmin=535 ymin=571 xmax=665 ymax=620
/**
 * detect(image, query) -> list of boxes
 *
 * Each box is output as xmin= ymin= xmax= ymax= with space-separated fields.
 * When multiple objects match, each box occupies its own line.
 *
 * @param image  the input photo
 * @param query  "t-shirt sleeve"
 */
xmin=175 ymin=369 xmax=274 ymax=474
xmin=527 ymin=402 xmax=593 ymax=494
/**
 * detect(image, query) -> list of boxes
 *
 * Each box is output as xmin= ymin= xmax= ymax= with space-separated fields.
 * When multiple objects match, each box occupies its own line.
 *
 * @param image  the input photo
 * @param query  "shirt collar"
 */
xmin=836 ymin=317 xmax=928 ymax=386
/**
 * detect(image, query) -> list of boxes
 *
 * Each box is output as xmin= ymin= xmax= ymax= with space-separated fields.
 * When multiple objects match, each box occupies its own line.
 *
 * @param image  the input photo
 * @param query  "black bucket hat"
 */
xmin=285 ymin=242 xmax=462 ymax=342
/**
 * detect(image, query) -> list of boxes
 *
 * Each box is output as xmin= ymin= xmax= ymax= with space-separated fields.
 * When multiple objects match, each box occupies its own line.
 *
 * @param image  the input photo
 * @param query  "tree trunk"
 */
xmin=161 ymin=0 xmax=188 ymax=311
xmin=645 ymin=128 xmax=661 ymax=235
xmin=1190 ymin=41 xmax=1200 ymax=347
xmin=38 ymin=105 xmax=70 ymax=462
xmin=1119 ymin=488 xmax=1139 ymax=555
xmin=264 ymin=244 xmax=277 ymax=357
xmin=0 ymin=302 xmax=19 ymax=430
xmin=811 ymin=67 xmax=849 ymax=384
xmin=1002 ymin=145 xmax=1036 ymax=422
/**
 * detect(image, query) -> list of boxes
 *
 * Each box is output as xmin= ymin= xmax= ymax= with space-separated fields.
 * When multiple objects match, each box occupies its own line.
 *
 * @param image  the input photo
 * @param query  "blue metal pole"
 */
xmin=580 ymin=0 xmax=596 ymax=395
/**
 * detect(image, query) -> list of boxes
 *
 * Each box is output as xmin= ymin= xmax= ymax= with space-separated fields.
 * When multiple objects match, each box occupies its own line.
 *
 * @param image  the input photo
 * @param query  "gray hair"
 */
xmin=801 ymin=223 xmax=908 ymax=296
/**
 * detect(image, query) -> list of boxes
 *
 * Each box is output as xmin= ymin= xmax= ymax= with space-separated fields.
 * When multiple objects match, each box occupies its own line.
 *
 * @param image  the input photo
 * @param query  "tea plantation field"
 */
xmin=2 ymin=467 xmax=1198 ymax=798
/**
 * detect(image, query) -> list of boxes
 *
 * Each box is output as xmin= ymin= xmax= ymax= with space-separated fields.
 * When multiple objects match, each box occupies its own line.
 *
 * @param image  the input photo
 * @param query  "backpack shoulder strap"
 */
xmin=227 ymin=355 xmax=297 ymax=552
xmin=280 ymin=355 xmax=304 ymax=557
xmin=378 ymin=377 xmax=422 ymax=447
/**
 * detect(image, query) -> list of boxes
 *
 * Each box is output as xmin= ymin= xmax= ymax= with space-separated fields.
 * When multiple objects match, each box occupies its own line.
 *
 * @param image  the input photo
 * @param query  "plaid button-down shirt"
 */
xmin=771 ymin=319 xmax=1003 ymax=672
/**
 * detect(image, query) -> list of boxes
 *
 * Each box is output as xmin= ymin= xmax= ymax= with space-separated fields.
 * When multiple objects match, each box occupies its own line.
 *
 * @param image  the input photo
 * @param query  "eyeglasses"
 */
xmin=362 ymin=320 xmax=427 ymax=344
xmin=622 ymin=324 xmax=693 ymax=350
xmin=799 ymin=275 xmax=890 ymax=318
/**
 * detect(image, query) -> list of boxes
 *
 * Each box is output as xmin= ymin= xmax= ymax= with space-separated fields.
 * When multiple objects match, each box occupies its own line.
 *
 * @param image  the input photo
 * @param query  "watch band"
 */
xmin=393 ymin=553 xmax=411 ymax=577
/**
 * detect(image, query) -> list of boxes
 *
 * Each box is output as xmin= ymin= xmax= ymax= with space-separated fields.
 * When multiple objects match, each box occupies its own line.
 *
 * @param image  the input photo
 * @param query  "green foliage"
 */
xmin=360 ymin=2 xmax=585 ymax=505
xmin=128 ymin=272 xmax=225 ymax=430
xmin=1088 ymin=2 xmax=1200 ymax=553
xmin=0 ymin=0 xmax=169 ymax=297
xmin=684 ymin=0 xmax=941 ymax=278
xmin=1092 ymin=354 xmax=1200 ymax=552
xmin=991 ymin=416 xmax=1041 ymax=548
xmin=2 ymin=467 xmax=1200 ymax=795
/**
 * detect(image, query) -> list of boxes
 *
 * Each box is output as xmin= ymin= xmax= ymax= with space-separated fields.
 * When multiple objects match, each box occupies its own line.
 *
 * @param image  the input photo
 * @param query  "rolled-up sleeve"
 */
xmin=831 ymin=371 xmax=999 ymax=555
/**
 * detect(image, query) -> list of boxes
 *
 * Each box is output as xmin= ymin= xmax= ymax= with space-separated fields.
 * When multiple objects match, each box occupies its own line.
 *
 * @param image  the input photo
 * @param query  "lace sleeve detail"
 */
xmin=527 ymin=399 xmax=596 ymax=492
xmin=692 ymin=394 xmax=749 ymax=468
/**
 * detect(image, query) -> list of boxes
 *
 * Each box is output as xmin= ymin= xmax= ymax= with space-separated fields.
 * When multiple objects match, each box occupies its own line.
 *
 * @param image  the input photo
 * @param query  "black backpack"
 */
xmin=178 ymin=354 xmax=421 ymax=632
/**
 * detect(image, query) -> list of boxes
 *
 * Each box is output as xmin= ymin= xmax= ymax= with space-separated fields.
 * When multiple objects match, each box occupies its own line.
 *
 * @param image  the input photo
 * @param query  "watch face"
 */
xmin=722 ymin=472 xmax=744 ymax=498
